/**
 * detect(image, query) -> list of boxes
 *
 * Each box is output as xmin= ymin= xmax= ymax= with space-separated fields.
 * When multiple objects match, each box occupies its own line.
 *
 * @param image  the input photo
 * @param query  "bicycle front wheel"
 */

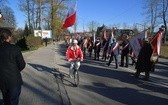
xmin=73 ymin=70 xmax=79 ymax=87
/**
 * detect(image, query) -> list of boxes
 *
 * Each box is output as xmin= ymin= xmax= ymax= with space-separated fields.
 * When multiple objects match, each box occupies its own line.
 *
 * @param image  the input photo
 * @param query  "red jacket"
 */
xmin=66 ymin=45 xmax=83 ymax=61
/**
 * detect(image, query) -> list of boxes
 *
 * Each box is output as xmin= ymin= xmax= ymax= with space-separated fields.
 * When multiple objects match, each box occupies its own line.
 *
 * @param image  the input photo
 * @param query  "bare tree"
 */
xmin=18 ymin=0 xmax=33 ymax=28
xmin=143 ymin=0 xmax=160 ymax=34
xmin=0 ymin=0 xmax=7 ymax=7
xmin=159 ymin=0 xmax=168 ymax=42
xmin=18 ymin=0 xmax=70 ymax=39
xmin=143 ymin=0 xmax=168 ymax=42
xmin=18 ymin=0 xmax=47 ymax=29
xmin=49 ymin=0 xmax=69 ymax=38
xmin=87 ymin=21 xmax=100 ymax=32
xmin=122 ymin=23 xmax=130 ymax=29
xmin=2 ymin=6 xmax=16 ymax=27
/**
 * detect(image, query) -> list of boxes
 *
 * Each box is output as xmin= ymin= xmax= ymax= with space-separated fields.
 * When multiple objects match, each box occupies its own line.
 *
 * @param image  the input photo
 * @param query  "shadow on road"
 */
xmin=23 ymin=63 xmax=62 ymax=104
xmin=81 ymin=82 xmax=168 ymax=105
xmin=57 ymin=43 xmax=168 ymax=105
xmin=78 ymin=61 xmax=168 ymax=105
xmin=0 ymin=99 xmax=3 ymax=105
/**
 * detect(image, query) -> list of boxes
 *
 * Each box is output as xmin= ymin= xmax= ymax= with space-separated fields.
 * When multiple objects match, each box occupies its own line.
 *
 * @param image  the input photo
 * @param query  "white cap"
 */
xmin=73 ymin=39 xmax=78 ymax=43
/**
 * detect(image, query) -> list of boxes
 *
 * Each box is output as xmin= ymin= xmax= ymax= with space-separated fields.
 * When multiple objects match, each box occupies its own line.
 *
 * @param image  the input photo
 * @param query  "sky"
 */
xmin=8 ymin=0 xmax=146 ymax=32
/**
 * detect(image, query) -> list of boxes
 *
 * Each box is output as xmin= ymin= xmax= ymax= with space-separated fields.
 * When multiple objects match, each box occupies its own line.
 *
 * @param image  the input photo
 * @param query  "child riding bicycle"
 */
xmin=66 ymin=39 xmax=83 ymax=78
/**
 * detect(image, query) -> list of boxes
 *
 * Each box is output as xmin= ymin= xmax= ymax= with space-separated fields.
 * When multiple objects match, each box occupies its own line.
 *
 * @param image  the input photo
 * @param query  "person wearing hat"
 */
xmin=0 ymin=29 xmax=26 ymax=105
xmin=66 ymin=39 xmax=83 ymax=77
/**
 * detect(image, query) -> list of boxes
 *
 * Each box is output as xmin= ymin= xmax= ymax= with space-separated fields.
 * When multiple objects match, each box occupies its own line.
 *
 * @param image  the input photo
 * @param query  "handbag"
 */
xmin=150 ymin=54 xmax=158 ymax=63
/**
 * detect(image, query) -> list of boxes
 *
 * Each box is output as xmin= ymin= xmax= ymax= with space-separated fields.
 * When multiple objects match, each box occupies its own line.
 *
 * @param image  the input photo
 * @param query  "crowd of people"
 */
xmin=0 ymin=26 xmax=164 ymax=105
xmin=65 ymin=30 xmax=161 ymax=81
xmin=66 ymin=34 xmax=132 ymax=67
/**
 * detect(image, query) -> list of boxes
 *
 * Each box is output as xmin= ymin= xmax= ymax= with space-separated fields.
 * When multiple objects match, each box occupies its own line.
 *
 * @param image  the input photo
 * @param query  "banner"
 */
xmin=129 ymin=31 xmax=147 ymax=57
xmin=150 ymin=30 xmax=163 ymax=56
xmin=61 ymin=1 xmax=77 ymax=29
xmin=34 ymin=30 xmax=52 ymax=39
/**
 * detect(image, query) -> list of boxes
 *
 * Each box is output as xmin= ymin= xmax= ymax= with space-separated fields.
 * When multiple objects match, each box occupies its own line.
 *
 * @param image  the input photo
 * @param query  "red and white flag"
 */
xmin=61 ymin=1 xmax=77 ymax=29
xmin=150 ymin=30 xmax=163 ymax=56
xmin=101 ymin=30 xmax=107 ymax=40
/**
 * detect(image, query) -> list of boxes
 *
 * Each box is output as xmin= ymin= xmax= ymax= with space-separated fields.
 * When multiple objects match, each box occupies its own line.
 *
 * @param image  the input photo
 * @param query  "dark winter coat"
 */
xmin=0 ymin=42 xmax=26 ymax=89
xmin=135 ymin=42 xmax=153 ymax=72
xmin=121 ymin=40 xmax=129 ymax=55
xmin=94 ymin=40 xmax=101 ymax=53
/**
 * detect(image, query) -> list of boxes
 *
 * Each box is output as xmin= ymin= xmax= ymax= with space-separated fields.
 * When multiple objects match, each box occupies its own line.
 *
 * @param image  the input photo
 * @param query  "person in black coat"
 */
xmin=135 ymin=39 xmax=153 ymax=81
xmin=88 ymin=37 xmax=94 ymax=58
xmin=0 ymin=29 xmax=26 ymax=105
xmin=120 ymin=34 xmax=130 ymax=67
xmin=94 ymin=38 xmax=101 ymax=60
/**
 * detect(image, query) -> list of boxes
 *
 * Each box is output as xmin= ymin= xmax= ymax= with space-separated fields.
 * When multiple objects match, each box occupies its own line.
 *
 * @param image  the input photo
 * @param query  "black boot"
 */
xmin=106 ymin=63 xmax=110 ymax=66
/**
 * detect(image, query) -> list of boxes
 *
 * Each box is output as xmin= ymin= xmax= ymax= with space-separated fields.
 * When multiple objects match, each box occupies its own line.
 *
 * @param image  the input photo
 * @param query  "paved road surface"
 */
xmin=0 ymin=42 xmax=168 ymax=105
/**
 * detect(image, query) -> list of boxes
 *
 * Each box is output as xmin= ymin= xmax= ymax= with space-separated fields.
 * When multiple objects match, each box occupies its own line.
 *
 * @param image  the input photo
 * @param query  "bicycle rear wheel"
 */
xmin=73 ymin=69 xmax=79 ymax=87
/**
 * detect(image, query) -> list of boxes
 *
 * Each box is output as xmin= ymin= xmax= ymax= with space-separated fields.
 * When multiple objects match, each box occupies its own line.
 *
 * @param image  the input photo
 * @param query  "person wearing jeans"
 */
xmin=107 ymin=38 xmax=119 ymax=69
xmin=0 ymin=29 xmax=26 ymax=105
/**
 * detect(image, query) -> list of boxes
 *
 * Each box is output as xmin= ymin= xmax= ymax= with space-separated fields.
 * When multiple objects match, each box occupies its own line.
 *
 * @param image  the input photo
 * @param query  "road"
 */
xmin=0 ymin=42 xmax=168 ymax=105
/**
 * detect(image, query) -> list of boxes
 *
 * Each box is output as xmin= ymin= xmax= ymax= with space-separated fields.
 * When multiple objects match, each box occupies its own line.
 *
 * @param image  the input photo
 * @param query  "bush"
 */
xmin=16 ymin=37 xmax=28 ymax=51
xmin=25 ymin=35 xmax=42 ymax=50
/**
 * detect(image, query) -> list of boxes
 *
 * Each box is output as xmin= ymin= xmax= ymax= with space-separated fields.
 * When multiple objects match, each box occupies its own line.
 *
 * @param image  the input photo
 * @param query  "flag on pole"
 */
xmin=150 ymin=29 xmax=163 ymax=56
xmin=109 ymin=31 xmax=114 ymax=45
xmin=128 ymin=31 xmax=147 ymax=57
xmin=101 ymin=30 xmax=107 ymax=40
xmin=61 ymin=1 xmax=77 ymax=29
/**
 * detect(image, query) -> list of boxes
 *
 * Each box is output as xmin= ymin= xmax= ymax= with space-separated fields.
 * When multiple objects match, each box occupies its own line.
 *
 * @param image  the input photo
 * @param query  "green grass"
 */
xmin=160 ymin=43 xmax=168 ymax=58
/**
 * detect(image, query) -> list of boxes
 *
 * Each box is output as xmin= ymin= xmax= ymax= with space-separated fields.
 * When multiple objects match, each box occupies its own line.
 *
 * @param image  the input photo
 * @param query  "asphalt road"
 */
xmin=55 ymin=42 xmax=168 ymax=105
xmin=0 ymin=42 xmax=168 ymax=105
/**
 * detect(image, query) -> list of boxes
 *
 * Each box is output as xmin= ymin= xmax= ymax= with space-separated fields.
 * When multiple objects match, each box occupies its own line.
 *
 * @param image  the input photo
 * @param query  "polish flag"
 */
xmin=150 ymin=29 xmax=163 ymax=56
xmin=61 ymin=1 xmax=77 ymax=29
xmin=101 ymin=30 xmax=107 ymax=40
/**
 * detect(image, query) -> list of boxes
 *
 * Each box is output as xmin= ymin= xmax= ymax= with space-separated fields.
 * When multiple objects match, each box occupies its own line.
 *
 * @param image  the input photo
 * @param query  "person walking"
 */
xmin=0 ymin=29 xmax=26 ymax=105
xmin=135 ymin=39 xmax=153 ymax=81
xmin=87 ymin=37 xmax=94 ymax=58
xmin=66 ymin=39 xmax=83 ymax=78
xmin=44 ymin=37 xmax=48 ymax=46
xmin=82 ymin=37 xmax=88 ymax=58
xmin=94 ymin=38 xmax=101 ymax=60
xmin=107 ymin=38 xmax=119 ymax=69
xmin=120 ymin=34 xmax=130 ymax=67
xmin=102 ymin=38 xmax=109 ymax=61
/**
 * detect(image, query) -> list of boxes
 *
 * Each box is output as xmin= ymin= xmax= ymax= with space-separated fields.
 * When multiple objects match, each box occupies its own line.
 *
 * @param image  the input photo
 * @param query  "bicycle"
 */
xmin=73 ymin=67 xmax=79 ymax=87
xmin=70 ymin=60 xmax=80 ymax=87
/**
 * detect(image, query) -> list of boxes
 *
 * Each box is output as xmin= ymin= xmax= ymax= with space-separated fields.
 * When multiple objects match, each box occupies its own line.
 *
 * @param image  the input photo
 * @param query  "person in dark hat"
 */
xmin=0 ymin=29 xmax=26 ymax=105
